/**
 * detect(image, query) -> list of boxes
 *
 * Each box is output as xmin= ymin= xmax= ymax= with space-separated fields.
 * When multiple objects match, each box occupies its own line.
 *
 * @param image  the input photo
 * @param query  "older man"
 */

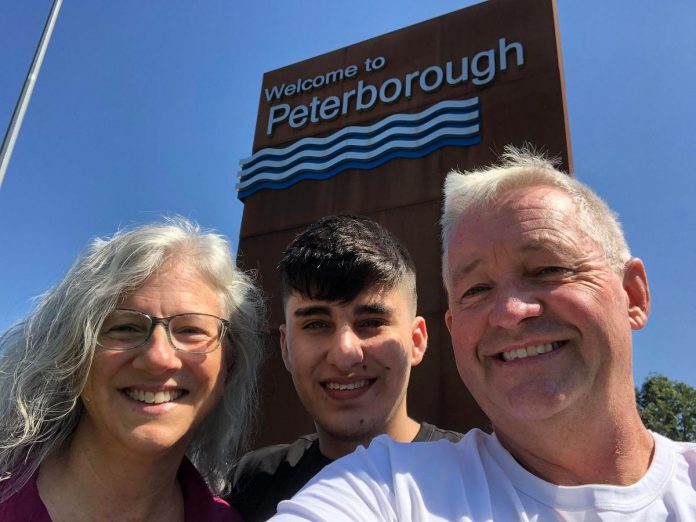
xmin=272 ymin=149 xmax=696 ymax=520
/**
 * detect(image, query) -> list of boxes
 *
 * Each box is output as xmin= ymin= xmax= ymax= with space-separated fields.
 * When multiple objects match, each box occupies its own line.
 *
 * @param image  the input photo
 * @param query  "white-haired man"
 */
xmin=271 ymin=149 xmax=696 ymax=521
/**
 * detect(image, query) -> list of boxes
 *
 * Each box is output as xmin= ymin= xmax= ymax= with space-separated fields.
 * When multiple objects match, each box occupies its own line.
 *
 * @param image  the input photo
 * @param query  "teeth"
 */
xmin=325 ymin=380 xmax=370 ymax=391
xmin=501 ymin=342 xmax=558 ymax=362
xmin=126 ymin=389 xmax=183 ymax=404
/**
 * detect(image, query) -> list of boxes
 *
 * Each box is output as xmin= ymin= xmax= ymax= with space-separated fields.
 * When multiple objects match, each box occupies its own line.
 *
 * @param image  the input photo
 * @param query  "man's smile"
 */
xmin=499 ymin=341 xmax=566 ymax=362
xmin=323 ymin=379 xmax=375 ymax=391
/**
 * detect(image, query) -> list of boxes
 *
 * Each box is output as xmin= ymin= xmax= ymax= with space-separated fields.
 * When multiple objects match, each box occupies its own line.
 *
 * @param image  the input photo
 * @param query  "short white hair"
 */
xmin=441 ymin=146 xmax=631 ymax=290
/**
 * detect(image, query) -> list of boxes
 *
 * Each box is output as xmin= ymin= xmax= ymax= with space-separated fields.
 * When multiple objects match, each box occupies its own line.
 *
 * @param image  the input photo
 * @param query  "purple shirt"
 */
xmin=0 ymin=458 xmax=241 ymax=521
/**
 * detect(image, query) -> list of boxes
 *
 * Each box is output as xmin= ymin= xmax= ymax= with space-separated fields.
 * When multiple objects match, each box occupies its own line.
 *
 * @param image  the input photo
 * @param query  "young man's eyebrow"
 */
xmin=354 ymin=303 xmax=393 ymax=315
xmin=293 ymin=305 xmax=331 ymax=317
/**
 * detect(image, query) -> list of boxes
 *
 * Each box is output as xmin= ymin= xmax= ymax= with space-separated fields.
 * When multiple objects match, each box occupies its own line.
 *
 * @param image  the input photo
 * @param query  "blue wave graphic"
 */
xmin=238 ymin=97 xmax=480 ymax=199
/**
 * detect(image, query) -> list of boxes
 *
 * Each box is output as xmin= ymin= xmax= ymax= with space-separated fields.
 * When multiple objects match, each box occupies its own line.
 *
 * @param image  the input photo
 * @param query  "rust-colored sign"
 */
xmin=238 ymin=0 xmax=571 ymax=447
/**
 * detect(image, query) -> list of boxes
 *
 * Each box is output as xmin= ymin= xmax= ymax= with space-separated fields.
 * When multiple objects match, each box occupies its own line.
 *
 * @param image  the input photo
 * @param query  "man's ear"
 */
xmin=279 ymin=324 xmax=292 ymax=371
xmin=623 ymin=258 xmax=650 ymax=330
xmin=410 ymin=316 xmax=428 ymax=366
xmin=445 ymin=309 xmax=453 ymax=334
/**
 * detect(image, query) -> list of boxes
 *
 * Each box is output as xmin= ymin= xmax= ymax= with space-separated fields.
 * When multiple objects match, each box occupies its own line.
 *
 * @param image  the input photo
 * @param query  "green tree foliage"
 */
xmin=637 ymin=374 xmax=696 ymax=442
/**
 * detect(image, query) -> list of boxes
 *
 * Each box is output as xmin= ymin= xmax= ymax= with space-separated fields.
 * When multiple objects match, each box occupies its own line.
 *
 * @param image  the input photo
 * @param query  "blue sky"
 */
xmin=1 ymin=1 xmax=694 ymax=388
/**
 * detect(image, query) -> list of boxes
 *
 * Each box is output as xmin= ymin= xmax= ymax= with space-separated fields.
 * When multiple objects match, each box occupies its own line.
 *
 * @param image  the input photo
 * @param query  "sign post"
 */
xmin=0 ymin=0 xmax=63 ymax=191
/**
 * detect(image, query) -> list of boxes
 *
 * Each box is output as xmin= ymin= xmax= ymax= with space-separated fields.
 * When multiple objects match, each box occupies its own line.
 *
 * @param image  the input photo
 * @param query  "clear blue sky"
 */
xmin=1 ymin=1 xmax=694 ymax=388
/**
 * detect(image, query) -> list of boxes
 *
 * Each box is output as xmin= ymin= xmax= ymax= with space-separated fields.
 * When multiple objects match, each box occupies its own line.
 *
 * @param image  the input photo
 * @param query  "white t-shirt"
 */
xmin=271 ymin=429 xmax=696 ymax=521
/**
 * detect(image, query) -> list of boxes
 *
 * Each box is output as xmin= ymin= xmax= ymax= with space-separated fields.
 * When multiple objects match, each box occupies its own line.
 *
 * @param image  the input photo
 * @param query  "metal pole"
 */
xmin=0 ymin=0 xmax=63 ymax=190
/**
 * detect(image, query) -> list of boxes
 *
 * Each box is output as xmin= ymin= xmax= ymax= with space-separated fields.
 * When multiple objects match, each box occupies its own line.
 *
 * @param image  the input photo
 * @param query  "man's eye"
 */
xmin=462 ymin=285 xmax=491 ymax=298
xmin=303 ymin=321 xmax=328 ymax=330
xmin=535 ymin=266 xmax=567 ymax=276
xmin=358 ymin=319 xmax=387 ymax=328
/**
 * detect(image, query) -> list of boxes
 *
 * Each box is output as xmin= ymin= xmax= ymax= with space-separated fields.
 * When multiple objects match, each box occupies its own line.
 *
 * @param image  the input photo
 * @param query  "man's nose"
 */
xmin=489 ymin=281 xmax=543 ymax=329
xmin=132 ymin=324 xmax=183 ymax=374
xmin=327 ymin=326 xmax=364 ymax=372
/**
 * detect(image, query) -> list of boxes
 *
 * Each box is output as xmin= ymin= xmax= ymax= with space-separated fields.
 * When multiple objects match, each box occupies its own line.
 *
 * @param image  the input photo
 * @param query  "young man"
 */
xmin=228 ymin=215 xmax=462 ymax=521
xmin=272 ymin=149 xmax=696 ymax=520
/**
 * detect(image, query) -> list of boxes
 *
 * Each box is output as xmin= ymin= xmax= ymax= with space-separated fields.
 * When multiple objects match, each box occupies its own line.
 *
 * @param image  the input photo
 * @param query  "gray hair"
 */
xmin=441 ymin=146 xmax=631 ymax=289
xmin=0 ymin=218 xmax=266 ymax=500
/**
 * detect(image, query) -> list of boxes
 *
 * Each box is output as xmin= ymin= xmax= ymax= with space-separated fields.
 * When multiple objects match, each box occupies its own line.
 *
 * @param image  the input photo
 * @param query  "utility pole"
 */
xmin=0 ymin=0 xmax=63 ymax=190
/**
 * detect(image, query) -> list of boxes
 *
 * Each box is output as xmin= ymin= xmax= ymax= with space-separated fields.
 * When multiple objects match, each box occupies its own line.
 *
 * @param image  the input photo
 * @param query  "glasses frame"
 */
xmin=97 ymin=308 xmax=230 ymax=354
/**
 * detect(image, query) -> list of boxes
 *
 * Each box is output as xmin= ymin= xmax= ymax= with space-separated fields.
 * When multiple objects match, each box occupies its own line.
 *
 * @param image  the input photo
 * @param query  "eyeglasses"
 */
xmin=97 ymin=309 xmax=229 ymax=354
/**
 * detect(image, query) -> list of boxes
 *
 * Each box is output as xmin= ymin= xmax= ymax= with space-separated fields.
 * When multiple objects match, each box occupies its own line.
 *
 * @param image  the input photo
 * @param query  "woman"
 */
xmin=0 ymin=218 xmax=266 ymax=521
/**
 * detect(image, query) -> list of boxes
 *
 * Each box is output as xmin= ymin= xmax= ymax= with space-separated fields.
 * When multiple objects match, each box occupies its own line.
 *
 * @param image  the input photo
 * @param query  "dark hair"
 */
xmin=279 ymin=215 xmax=417 ymax=307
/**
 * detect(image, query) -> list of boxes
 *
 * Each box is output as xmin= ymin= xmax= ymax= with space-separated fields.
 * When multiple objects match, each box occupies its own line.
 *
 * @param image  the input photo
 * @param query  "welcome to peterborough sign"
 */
xmin=237 ymin=0 xmax=571 ymax=446
xmin=238 ymin=37 xmax=524 ymax=199
xmin=264 ymin=37 xmax=520 ymax=135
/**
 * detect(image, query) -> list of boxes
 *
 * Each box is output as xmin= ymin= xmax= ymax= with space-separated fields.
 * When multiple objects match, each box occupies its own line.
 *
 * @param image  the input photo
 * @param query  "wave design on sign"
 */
xmin=237 ymin=97 xmax=480 ymax=199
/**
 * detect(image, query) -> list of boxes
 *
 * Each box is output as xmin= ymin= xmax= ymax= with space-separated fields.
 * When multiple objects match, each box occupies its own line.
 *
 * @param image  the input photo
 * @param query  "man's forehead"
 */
xmin=446 ymin=190 xmax=590 ymax=277
xmin=451 ymin=186 xmax=577 ymax=237
xmin=449 ymin=239 xmax=572 ymax=277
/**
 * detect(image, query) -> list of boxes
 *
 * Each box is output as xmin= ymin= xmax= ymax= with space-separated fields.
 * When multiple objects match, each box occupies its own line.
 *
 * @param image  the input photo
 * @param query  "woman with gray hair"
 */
xmin=0 ymin=218 xmax=266 ymax=521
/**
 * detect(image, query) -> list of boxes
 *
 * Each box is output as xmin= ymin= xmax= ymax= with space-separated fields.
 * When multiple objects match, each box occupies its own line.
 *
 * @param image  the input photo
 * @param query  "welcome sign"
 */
xmin=262 ymin=37 xmax=520 ymax=135
xmin=238 ymin=0 xmax=571 ymax=446
xmin=238 ymin=36 xmax=526 ymax=199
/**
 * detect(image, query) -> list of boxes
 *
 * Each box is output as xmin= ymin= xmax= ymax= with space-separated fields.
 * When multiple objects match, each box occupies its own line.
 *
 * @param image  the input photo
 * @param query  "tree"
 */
xmin=637 ymin=374 xmax=696 ymax=442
